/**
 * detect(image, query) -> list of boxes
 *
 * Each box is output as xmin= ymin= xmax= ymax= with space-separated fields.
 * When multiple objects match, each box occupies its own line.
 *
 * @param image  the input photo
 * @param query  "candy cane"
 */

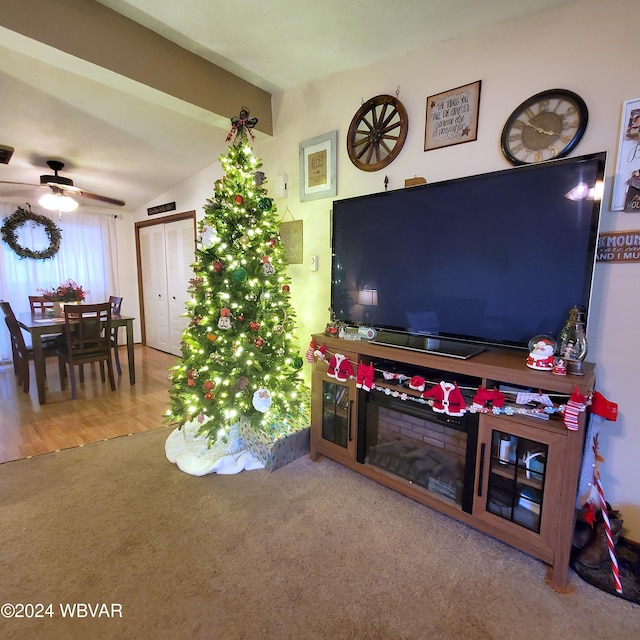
xmin=595 ymin=476 xmax=623 ymax=594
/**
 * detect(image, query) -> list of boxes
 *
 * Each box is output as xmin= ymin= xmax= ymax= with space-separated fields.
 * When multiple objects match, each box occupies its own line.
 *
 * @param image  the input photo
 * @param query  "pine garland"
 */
xmin=0 ymin=207 xmax=61 ymax=260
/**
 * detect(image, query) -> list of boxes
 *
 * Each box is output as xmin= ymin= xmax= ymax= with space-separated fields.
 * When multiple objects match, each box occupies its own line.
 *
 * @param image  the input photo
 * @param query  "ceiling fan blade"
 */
xmin=0 ymin=180 xmax=43 ymax=188
xmin=68 ymin=188 xmax=126 ymax=207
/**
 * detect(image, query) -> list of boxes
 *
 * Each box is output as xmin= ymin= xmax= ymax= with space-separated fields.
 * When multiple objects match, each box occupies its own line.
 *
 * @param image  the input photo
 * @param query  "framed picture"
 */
xmin=299 ymin=130 xmax=337 ymax=202
xmin=425 ymin=81 xmax=481 ymax=151
xmin=612 ymin=97 xmax=640 ymax=212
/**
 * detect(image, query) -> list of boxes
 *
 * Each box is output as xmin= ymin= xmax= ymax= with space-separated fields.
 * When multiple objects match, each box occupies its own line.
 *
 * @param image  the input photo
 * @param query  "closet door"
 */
xmin=165 ymin=218 xmax=195 ymax=356
xmin=138 ymin=215 xmax=195 ymax=356
xmin=139 ymin=224 xmax=170 ymax=353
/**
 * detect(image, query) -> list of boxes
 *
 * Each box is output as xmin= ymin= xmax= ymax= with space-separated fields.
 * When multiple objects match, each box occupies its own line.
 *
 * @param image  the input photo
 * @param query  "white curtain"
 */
xmin=0 ymin=201 xmax=119 ymax=362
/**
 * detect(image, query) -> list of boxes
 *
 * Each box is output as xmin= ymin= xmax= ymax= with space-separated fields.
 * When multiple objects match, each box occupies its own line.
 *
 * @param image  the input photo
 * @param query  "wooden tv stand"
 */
xmin=309 ymin=333 xmax=595 ymax=592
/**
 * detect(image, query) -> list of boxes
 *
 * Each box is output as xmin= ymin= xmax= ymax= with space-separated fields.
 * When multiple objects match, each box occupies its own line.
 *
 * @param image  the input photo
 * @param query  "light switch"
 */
xmin=274 ymin=174 xmax=288 ymax=198
xmin=309 ymin=255 xmax=318 ymax=271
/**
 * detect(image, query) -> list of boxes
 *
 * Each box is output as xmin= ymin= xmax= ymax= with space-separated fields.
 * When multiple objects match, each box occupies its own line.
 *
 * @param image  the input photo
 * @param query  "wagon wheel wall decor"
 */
xmin=347 ymin=94 xmax=409 ymax=171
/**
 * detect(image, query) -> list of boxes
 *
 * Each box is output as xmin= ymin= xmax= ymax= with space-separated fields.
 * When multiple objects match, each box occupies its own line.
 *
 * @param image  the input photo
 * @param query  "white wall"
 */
xmin=122 ymin=0 xmax=640 ymax=540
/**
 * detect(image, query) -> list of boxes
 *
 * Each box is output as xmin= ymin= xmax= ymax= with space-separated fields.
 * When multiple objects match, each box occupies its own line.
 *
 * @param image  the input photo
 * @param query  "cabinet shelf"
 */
xmin=489 ymin=461 xmax=543 ymax=490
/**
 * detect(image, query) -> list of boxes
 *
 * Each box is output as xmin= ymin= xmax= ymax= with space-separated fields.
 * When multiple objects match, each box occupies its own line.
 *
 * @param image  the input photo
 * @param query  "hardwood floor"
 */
xmin=0 ymin=345 xmax=178 ymax=464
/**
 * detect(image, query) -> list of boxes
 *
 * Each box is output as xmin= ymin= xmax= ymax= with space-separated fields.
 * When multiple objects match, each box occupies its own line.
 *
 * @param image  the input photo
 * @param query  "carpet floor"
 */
xmin=1 ymin=426 xmax=639 ymax=640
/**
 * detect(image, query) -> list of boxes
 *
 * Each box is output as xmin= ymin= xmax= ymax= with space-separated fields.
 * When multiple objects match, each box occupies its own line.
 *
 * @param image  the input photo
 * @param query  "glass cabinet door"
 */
xmin=321 ymin=381 xmax=352 ymax=449
xmin=485 ymin=429 xmax=547 ymax=533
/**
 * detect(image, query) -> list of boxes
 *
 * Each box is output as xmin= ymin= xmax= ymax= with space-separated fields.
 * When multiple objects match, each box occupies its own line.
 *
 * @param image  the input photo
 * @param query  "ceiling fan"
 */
xmin=0 ymin=160 xmax=126 ymax=208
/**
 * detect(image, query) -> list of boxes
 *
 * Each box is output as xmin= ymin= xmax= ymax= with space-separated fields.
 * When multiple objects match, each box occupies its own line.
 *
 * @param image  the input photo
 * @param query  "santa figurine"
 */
xmin=526 ymin=337 xmax=555 ymax=371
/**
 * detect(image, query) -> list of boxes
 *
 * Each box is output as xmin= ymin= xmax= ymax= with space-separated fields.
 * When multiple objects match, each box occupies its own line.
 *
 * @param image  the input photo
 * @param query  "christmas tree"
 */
xmin=166 ymin=108 xmax=309 ymax=445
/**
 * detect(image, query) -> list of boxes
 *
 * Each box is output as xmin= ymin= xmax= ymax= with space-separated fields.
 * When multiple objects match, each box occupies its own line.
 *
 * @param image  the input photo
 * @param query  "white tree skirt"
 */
xmin=165 ymin=421 xmax=265 ymax=476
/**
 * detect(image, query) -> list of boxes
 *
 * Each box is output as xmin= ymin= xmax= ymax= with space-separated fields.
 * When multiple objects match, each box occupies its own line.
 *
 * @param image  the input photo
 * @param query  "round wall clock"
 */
xmin=500 ymin=89 xmax=588 ymax=165
xmin=347 ymin=94 xmax=408 ymax=171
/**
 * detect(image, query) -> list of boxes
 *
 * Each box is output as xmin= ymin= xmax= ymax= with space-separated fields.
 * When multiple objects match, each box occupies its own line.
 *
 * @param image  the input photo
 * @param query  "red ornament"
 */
xmin=261 ymin=255 xmax=270 ymax=264
xmin=282 ymin=284 xmax=290 ymax=292
xmin=187 ymin=379 xmax=196 ymax=387
xmin=255 ymin=337 xmax=265 ymax=348
xmin=213 ymin=261 xmax=224 ymax=273
xmin=204 ymin=380 xmax=215 ymax=391
xmin=193 ymin=316 xmax=202 ymax=325
xmin=267 ymin=238 xmax=277 ymax=247
xmin=205 ymin=392 xmax=214 ymax=400
xmin=237 ymin=314 xmax=245 ymax=322
xmin=234 ymin=194 xmax=244 ymax=205
xmin=249 ymin=321 xmax=260 ymax=332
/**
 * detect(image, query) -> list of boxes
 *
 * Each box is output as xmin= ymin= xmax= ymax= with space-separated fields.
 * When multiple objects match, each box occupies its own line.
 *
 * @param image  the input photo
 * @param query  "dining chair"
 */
xmin=57 ymin=302 xmax=116 ymax=400
xmin=109 ymin=296 xmax=123 ymax=376
xmin=28 ymin=295 xmax=55 ymax=316
xmin=2 ymin=309 xmax=59 ymax=393
xmin=1 ymin=300 xmax=21 ymax=375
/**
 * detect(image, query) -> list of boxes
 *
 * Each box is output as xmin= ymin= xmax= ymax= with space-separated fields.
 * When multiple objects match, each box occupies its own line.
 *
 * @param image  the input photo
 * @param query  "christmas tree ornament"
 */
xmin=207 ymin=333 xmax=218 ymax=342
xmin=252 ymin=388 xmax=272 ymax=413
xmin=258 ymin=197 xmax=272 ymax=211
xmin=205 ymin=392 xmax=214 ymax=401
xmin=254 ymin=171 xmax=265 ymax=186
xmin=218 ymin=308 xmax=232 ymax=329
xmin=231 ymin=267 xmax=248 ymax=282
xmin=292 ymin=357 xmax=304 ymax=369
xmin=193 ymin=316 xmax=202 ymax=325
xmin=262 ymin=255 xmax=276 ymax=275
xmin=233 ymin=376 xmax=249 ymax=391
xmin=213 ymin=261 xmax=224 ymax=273
xmin=239 ymin=235 xmax=249 ymax=246
xmin=187 ymin=378 xmax=196 ymax=387
xmin=282 ymin=284 xmax=290 ymax=292
xmin=267 ymin=237 xmax=277 ymax=247
xmin=200 ymin=225 xmax=216 ymax=247
xmin=255 ymin=337 xmax=265 ymax=348
xmin=237 ymin=314 xmax=245 ymax=322
xmin=234 ymin=194 xmax=244 ymax=205
xmin=249 ymin=321 xmax=260 ymax=332
xmin=204 ymin=380 xmax=215 ymax=391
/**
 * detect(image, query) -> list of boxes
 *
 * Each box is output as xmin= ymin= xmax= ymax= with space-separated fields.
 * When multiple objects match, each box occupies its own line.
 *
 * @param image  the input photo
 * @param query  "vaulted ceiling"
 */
xmin=0 ymin=0 xmax=575 ymax=213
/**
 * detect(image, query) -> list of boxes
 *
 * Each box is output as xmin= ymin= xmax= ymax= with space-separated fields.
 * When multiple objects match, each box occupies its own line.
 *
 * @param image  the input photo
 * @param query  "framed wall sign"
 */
xmin=612 ymin=97 xmax=640 ymax=212
xmin=425 ymin=81 xmax=481 ymax=151
xmin=299 ymin=130 xmax=337 ymax=202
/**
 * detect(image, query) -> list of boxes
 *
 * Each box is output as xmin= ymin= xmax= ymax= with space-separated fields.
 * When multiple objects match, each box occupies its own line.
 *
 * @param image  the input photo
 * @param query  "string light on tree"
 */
xmin=166 ymin=107 xmax=309 ymax=444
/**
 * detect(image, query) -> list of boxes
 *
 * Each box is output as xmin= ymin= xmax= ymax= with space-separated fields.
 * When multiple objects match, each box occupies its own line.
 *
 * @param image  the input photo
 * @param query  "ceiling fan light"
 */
xmin=39 ymin=192 xmax=78 ymax=212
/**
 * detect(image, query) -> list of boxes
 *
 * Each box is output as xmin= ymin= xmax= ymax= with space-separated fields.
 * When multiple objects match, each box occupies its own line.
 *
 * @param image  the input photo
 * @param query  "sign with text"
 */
xmin=147 ymin=202 xmax=176 ymax=216
xmin=425 ymin=81 xmax=481 ymax=151
xmin=597 ymin=230 xmax=640 ymax=262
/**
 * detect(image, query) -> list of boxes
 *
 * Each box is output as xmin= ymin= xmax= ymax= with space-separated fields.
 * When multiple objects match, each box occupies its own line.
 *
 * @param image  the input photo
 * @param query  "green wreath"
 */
xmin=0 ymin=207 xmax=62 ymax=260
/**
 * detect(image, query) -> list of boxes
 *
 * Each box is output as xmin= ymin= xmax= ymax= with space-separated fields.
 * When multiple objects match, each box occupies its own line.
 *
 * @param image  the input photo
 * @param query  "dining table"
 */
xmin=16 ymin=312 xmax=136 ymax=405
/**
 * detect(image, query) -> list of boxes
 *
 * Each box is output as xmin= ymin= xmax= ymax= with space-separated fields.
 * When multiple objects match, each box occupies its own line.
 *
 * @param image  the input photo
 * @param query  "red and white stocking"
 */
xmin=564 ymin=387 xmax=586 ymax=431
xmin=305 ymin=340 xmax=316 ymax=364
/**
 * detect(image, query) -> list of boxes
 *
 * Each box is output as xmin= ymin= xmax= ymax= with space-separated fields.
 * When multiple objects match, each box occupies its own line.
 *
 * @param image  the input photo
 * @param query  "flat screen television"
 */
xmin=331 ymin=152 xmax=606 ymax=357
